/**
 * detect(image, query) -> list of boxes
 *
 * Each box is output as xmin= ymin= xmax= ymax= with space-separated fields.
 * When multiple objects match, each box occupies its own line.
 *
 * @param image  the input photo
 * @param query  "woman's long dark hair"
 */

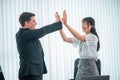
xmin=82 ymin=17 xmax=100 ymax=51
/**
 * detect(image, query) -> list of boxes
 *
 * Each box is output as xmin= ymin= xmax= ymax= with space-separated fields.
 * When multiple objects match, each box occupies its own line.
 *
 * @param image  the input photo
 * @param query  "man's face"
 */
xmin=25 ymin=16 xmax=37 ymax=29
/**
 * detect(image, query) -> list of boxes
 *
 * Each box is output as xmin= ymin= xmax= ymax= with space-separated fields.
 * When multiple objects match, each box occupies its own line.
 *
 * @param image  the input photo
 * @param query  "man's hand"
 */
xmin=55 ymin=12 xmax=61 ymax=22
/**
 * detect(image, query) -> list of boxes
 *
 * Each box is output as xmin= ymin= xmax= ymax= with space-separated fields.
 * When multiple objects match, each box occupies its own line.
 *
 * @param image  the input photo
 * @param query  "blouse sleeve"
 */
xmin=85 ymin=34 xmax=98 ymax=47
xmin=72 ymin=37 xmax=81 ymax=47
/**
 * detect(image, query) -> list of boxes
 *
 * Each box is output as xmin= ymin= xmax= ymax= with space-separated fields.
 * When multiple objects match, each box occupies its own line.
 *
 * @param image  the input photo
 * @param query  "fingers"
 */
xmin=55 ymin=10 xmax=67 ymax=23
xmin=63 ymin=10 xmax=67 ymax=20
xmin=62 ymin=10 xmax=67 ymax=24
xmin=63 ymin=10 xmax=66 ymax=14
xmin=55 ymin=11 xmax=60 ymax=18
xmin=55 ymin=11 xmax=61 ymax=22
xmin=63 ymin=10 xmax=66 ymax=16
xmin=55 ymin=10 xmax=67 ymax=18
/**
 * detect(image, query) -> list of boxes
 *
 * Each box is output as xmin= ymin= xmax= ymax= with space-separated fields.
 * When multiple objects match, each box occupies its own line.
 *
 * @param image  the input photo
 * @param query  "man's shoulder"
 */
xmin=16 ymin=28 xmax=30 ymax=35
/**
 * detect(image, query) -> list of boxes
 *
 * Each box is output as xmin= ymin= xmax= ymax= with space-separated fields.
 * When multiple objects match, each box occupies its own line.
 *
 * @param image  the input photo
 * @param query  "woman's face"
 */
xmin=82 ymin=21 xmax=91 ymax=34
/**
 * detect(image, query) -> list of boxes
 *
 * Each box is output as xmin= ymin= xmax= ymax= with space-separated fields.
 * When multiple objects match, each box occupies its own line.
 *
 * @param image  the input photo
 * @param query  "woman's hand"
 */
xmin=62 ymin=10 xmax=67 ymax=25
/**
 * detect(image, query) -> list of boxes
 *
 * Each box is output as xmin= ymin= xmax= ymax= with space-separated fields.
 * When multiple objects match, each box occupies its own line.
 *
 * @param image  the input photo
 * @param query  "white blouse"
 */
xmin=72 ymin=33 xmax=98 ymax=60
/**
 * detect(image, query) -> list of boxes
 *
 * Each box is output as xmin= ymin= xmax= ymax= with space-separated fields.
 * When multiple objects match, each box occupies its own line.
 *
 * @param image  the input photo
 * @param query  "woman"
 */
xmin=55 ymin=10 xmax=100 ymax=80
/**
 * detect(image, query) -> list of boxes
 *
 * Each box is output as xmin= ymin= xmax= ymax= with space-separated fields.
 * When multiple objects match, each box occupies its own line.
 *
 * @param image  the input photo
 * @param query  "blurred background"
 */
xmin=0 ymin=0 xmax=120 ymax=80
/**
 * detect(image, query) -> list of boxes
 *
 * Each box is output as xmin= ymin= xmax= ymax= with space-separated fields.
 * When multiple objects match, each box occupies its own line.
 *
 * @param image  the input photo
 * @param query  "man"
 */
xmin=16 ymin=12 xmax=62 ymax=80
xmin=0 ymin=66 xmax=5 ymax=80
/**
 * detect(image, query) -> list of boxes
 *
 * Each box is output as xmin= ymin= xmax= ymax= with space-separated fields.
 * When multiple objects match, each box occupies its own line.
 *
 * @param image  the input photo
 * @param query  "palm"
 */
xmin=62 ymin=10 xmax=67 ymax=24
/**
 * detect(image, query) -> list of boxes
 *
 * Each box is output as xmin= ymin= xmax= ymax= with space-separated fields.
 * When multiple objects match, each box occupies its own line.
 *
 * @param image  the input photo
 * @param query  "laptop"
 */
xmin=81 ymin=75 xmax=109 ymax=80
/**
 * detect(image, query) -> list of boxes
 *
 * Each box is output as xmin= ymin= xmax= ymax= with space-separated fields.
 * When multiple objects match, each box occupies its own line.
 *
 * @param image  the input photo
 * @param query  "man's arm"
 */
xmin=21 ymin=21 xmax=62 ymax=41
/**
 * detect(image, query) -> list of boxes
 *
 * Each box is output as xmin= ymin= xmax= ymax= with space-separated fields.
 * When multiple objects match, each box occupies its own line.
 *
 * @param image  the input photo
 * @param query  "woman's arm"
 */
xmin=65 ymin=24 xmax=85 ymax=41
xmin=62 ymin=10 xmax=85 ymax=41
xmin=59 ymin=29 xmax=73 ymax=43
xmin=55 ymin=11 xmax=72 ymax=43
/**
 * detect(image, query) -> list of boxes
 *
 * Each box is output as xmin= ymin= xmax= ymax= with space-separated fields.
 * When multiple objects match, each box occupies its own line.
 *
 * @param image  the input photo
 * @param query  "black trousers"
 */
xmin=19 ymin=75 xmax=43 ymax=80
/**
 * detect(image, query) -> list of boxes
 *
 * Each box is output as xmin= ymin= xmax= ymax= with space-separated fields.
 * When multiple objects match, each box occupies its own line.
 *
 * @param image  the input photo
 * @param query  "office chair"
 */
xmin=70 ymin=58 xmax=101 ymax=80
xmin=0 ymin=65 xmax=5 ymax=80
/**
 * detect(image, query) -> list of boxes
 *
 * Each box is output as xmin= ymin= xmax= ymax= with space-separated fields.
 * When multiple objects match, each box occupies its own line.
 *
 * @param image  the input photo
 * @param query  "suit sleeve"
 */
xmin=21 ymin=22 xmax=62 ymax=41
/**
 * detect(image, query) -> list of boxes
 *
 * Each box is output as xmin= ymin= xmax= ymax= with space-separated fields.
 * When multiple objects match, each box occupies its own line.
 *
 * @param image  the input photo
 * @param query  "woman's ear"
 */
xmin=88 ymin=23 xmax=93 ymax=30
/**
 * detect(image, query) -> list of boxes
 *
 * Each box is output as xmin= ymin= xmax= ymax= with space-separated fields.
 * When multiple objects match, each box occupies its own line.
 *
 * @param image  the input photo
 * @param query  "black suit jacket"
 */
xmin=16 ymin=22 xmax=62 ymax=78
xmin=0 ymin=66 xmax=5 ymax=80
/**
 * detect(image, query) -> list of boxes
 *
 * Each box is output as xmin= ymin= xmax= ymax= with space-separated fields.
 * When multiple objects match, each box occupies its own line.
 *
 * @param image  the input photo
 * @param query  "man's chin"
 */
xmin=31 ymin=27 xmax=35 ymax=30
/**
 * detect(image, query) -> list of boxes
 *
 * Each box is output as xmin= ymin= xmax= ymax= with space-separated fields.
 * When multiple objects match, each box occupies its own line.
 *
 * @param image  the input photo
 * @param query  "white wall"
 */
xmin=0 ymin=0 xmax=120 ymax=80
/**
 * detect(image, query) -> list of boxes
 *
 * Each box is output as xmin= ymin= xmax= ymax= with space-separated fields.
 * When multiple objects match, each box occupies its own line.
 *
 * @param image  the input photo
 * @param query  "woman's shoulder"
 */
xmin=87 ymin=33 xmax=97 ymax=37
xmin=86 ymin=33 xmax=98 ymax=41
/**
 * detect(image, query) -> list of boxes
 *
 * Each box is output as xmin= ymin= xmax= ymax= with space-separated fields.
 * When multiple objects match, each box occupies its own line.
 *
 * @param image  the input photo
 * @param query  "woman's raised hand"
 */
xmin=62 ymin=10 xmax=67 ymax=25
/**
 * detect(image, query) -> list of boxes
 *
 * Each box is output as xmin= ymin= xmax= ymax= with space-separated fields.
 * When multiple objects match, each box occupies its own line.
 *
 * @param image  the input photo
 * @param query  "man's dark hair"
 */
xmin=19 ymin=12 xmax=35 ymax=27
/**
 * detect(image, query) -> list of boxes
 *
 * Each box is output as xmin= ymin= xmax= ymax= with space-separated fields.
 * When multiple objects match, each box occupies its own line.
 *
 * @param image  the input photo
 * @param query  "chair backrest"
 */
xmin=73 ymin=58 xmax=101 ymax=79
xmin=81 ymin=75 xmax=109 ymax=80
xmin=74 ymin=58 xmax=80 ymax=79
xmin=96 ymin=59 xmax=101 ymax=75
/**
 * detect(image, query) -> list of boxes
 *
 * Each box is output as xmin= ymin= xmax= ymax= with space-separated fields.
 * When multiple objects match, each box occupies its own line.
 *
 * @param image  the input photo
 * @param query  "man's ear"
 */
xmin=25 ymin=21 xmax=29 ymax=25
